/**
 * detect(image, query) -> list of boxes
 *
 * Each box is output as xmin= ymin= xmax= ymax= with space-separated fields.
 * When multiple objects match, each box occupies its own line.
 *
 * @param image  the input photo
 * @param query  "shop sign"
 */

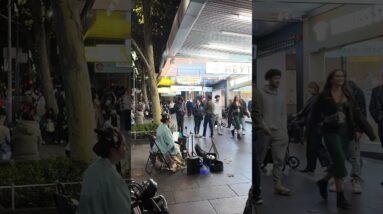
xmin=94 ymin=62 xmax=132 ymax=73
xmin=171 ymin=85 xmax=212 ymax=92
xmin=309 ymin=5 xmax=383 ymax=52
xmin=176 ymin=76 xmax=201 ymax=85
xmin=206 ymin=62 xmax=251 ymax=75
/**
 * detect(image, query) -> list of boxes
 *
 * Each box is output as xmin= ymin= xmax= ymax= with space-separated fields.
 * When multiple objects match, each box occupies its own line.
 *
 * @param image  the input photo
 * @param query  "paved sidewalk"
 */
xmin=131 ymin=117 xmax=252 ymax=214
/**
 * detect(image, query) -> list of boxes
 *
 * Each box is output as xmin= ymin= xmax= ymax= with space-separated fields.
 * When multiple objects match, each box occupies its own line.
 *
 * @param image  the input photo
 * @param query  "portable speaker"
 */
xmin=187 ymin=157 xmax=200 ymax=175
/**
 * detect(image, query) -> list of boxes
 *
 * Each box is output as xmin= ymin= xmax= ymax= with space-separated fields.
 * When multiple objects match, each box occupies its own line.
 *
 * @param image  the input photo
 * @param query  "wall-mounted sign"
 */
xmin=85 ymin=44 xmax=131 ymax=62
xmin=206 ymin=62 xmax=251 ymax=75
xmin=170 ymin=85 xmax=212 ymax=92
xmin=309 ymin=5 xmax=383 ymax=52
xmin=176 ymin=76 xmax=201 ymax=85
xmin=94 ymin=62 xmax=132 ymax=73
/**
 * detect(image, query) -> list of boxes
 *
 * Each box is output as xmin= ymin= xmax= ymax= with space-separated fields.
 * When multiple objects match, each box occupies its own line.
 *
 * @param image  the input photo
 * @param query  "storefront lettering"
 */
xmin=313 ymin=5 xmax=383 ymax=42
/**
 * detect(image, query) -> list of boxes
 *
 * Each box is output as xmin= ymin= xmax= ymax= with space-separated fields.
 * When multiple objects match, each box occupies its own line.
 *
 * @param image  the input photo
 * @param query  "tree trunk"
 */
xmin=142 ymin=0 xmax=161 ymax=124
xmin=141 ymin=72 xmax=150 ymax=110
xmin=29 ymin=0 xmax=59 ymax=114
xmin=51 ymin=0 xmax=96 ymax=163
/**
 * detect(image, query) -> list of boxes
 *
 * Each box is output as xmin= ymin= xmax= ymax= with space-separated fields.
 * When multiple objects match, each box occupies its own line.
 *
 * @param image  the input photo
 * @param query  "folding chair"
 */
xmin=145 ymin=135 xmax=174 ymax=174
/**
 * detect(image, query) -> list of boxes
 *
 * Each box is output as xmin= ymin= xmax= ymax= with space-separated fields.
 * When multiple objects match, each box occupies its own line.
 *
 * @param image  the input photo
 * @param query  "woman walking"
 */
xmin=230 ymin=95 xmax=244 ymax=139
xmin=299 ymin=82 xmax=330 ymax=173
xmin=308 ymin=69 xmax=375 ymax=209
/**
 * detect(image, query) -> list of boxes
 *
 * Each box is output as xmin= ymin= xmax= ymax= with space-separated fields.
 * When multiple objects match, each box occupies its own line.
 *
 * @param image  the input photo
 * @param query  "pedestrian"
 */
xmin=343 ymin=80 xmax=367 ymax=193
xmin=41 ymin=108 xmax=57 ymax=144
xmin=93 ymin=93 xmax=103 ymax=128
xmin=308 ymin=69 xmax=375 ymax=209
xmin=174 ymin=96 xmax=186 ymax=133
xmin=239 ymin=95 xmax=249 ymax=134
xmin=12 ymin=104 xmax=43 ymax=161
xmin=213 ymin=95 xmax=223 ymax=135
xmin=193 ymin=98 xmax=204 ymax=138
xmin=226 ymin=99 xmax=233 ymax=128
xmin=255 ymin=69 xmax=291 ymax=196
xmin=244 ymin=86 xmax=264 ymax=209
xmin=230 ymin=95 xmax=244 ymax=140
xmin=77 ymin=127 xmax=131 ymax=214
xmin=186 ymin=99 xmax=194 ymax=117
xmin=0 ymin=108 xmax=11 ymax=160
xmin=202 ymin=96 xmax=215 ymax=138
xmin=168 ymin=99 xmax=178 ymax=133
xmin=369 ymin=72 xmax=383 ymax=186
xmin=299 ymin=82 xmax=330 ymax=173
xmin=118 ymin=89 xmax=132 ymax=131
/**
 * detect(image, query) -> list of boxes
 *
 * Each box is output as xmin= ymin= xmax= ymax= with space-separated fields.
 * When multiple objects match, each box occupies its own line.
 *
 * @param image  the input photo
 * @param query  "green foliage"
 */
xmin=131 ymin=123 xmax=158 ymax=132
xmin=0 ymin=157 xmax=87 ymax=209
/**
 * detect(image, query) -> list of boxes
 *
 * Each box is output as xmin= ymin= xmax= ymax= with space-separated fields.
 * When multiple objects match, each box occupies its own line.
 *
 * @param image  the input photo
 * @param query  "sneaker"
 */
xmin=351 ymin=178 xmax=362 ymax=194
xmin=274 ymin=184 xmax=291 ymax=196
xmin=253 ymin=197 xmax=263 ymax=205
xmin=242 ymin=130 xmax=246 ymax=135
xmin=202 ymin=136 xmax=206 ymax=139
xmin=195 ymin=134 xmax=200 ymax=138
xmin=329 ymin=179 xmax=336 ymax=192
xmin=218 ymin=132 xmax=223 ymax=135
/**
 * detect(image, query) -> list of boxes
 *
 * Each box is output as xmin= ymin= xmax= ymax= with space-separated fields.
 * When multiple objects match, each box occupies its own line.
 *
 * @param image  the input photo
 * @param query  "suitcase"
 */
xmin=187 ymin=157 xmax=200 ymax=175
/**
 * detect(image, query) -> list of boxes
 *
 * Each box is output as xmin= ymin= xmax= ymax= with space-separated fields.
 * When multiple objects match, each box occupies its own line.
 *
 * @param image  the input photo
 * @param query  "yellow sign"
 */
xmin=85 ymin=10 xmax=131 ymax=39
xmin=158 ymin=77 xmax=175 ymax=86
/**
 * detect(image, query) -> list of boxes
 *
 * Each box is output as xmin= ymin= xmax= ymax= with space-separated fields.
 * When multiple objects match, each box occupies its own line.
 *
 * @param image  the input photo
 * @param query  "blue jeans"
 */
xmin=203 ymin=114 xmax=214 ymax=137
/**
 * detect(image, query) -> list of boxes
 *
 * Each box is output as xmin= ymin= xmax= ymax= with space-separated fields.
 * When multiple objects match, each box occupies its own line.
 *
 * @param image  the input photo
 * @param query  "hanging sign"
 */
xmin=206 ymin=62 xmax=251 ymax=74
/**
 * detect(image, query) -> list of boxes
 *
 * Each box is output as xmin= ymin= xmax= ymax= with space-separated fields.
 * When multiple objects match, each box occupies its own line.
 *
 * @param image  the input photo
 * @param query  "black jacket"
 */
xmin=348 ymin=81 xmax=367 ymax=117
xmin=308 ymin=94 xmax=375 ymax=141
xmin=193 ymin=103 xmax=204 ymax=119
xmin=370 ymin=85 xmax=383 ymax=139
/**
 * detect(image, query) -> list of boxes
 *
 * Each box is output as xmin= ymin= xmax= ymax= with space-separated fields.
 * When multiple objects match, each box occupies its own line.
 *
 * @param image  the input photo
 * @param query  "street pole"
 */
xmin=7 ymin=0 xmax=13 ymax=124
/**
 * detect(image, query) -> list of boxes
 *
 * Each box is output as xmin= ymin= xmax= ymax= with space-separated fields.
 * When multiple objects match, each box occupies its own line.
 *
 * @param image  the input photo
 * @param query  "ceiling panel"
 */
xmin=177 ymin=0 xmax=252 ymax=61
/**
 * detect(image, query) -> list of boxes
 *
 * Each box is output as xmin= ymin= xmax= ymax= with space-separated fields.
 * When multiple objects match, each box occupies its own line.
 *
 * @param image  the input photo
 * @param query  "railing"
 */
xmin=0 ymin=179 xmax=134 ymax=211
xmin=130 ymin=130 xmax=156 ymax=139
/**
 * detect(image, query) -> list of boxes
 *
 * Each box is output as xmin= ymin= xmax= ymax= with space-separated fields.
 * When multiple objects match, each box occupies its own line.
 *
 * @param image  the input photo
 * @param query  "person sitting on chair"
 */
xmin=77 ymin=127 xmax=131 ymax=214
xmin=153 ymin=114 xmax=185 ymax=171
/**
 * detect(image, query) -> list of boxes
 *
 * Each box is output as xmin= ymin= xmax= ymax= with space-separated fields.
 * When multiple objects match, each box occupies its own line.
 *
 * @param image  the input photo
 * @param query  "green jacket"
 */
xmin=204 ymin=100 xmax=215 ymax=115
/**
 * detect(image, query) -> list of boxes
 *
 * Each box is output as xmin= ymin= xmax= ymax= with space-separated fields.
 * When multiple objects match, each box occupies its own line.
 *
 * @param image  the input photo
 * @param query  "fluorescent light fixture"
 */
xmin=203 ymin=43 xmax=251 ymax=54
xmin=221 ymin=31 xmax=252 ymax=38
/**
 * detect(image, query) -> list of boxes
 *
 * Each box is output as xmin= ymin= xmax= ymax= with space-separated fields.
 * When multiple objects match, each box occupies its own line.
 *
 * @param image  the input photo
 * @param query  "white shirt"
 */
xmin=213 ymin=100 xmax=222 ymax=115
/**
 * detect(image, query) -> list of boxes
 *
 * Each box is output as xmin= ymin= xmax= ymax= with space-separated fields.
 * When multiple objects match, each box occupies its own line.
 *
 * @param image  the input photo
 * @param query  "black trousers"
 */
xmin=194 ymin=117 xmax=202 ymax=134
xmin=177 ymin=115 xmax=184 ymax=133
xmin=305 ymin=129 xmax=330 ymax=171
xmin=121 ymin=110 xmax=131 ymax=131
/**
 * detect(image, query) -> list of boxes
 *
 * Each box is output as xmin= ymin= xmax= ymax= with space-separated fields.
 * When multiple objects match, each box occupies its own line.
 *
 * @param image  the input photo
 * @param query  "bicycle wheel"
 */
xmin=288 ymin=156 xmax=300 ymax=169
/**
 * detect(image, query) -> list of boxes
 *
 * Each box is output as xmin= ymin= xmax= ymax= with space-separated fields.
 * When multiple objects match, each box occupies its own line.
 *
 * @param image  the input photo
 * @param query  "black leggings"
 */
xmin=194 ymin=117 xmax=202 ymax=134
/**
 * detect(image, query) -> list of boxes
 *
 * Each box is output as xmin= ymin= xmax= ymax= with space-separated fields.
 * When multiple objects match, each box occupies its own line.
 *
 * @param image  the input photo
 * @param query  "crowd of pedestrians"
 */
xmin=245 ymin=68 xmax=383 ymax=213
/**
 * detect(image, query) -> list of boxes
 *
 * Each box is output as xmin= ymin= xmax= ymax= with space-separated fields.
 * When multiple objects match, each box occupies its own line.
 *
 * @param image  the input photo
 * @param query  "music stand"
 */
xmin=185 ymin=126 xmax=197 ymax=157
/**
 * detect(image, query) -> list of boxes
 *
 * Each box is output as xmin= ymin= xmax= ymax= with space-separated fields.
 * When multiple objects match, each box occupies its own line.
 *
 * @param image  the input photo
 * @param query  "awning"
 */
xmin=85 ymin=10 xmax=131 ymax=39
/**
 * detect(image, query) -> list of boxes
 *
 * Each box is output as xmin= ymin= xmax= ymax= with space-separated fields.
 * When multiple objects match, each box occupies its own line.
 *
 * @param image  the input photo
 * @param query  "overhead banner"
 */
xmin=206 ymin=62 xmax=251 ymax=75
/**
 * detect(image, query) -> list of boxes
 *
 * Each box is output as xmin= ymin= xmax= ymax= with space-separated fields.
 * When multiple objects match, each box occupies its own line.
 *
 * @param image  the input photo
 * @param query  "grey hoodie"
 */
xmin=259 ymin=85 xmax=287 ymax=131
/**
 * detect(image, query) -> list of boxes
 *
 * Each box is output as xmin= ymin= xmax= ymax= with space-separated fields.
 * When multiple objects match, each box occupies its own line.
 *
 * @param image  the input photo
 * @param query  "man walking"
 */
xmin=256 ymin=69 xmax=291 ymax=195
xmin=202 ymin=96 xmax=215 ymax=138
xmin=213 ymin=95 xmax=223 ymax=135
xmin=369 ymin=75 xmax=383 ymax=185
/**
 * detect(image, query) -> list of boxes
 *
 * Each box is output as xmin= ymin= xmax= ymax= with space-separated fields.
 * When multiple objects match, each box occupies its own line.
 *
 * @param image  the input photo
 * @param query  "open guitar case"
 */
xmin=195 ymin=142 xmax=223 ymax=173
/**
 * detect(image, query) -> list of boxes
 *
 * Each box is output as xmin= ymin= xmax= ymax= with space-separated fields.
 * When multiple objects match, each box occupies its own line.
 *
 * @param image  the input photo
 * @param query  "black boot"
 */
xmin=316 ymin=179 xmax=328 ymax=200
xmin=336 ymin=192 xmax=351 ymax=209
xmin=237 ymin=133 xmax=241 ymax=139
xmin=231 ymin=130 xmax=235 ymax=137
